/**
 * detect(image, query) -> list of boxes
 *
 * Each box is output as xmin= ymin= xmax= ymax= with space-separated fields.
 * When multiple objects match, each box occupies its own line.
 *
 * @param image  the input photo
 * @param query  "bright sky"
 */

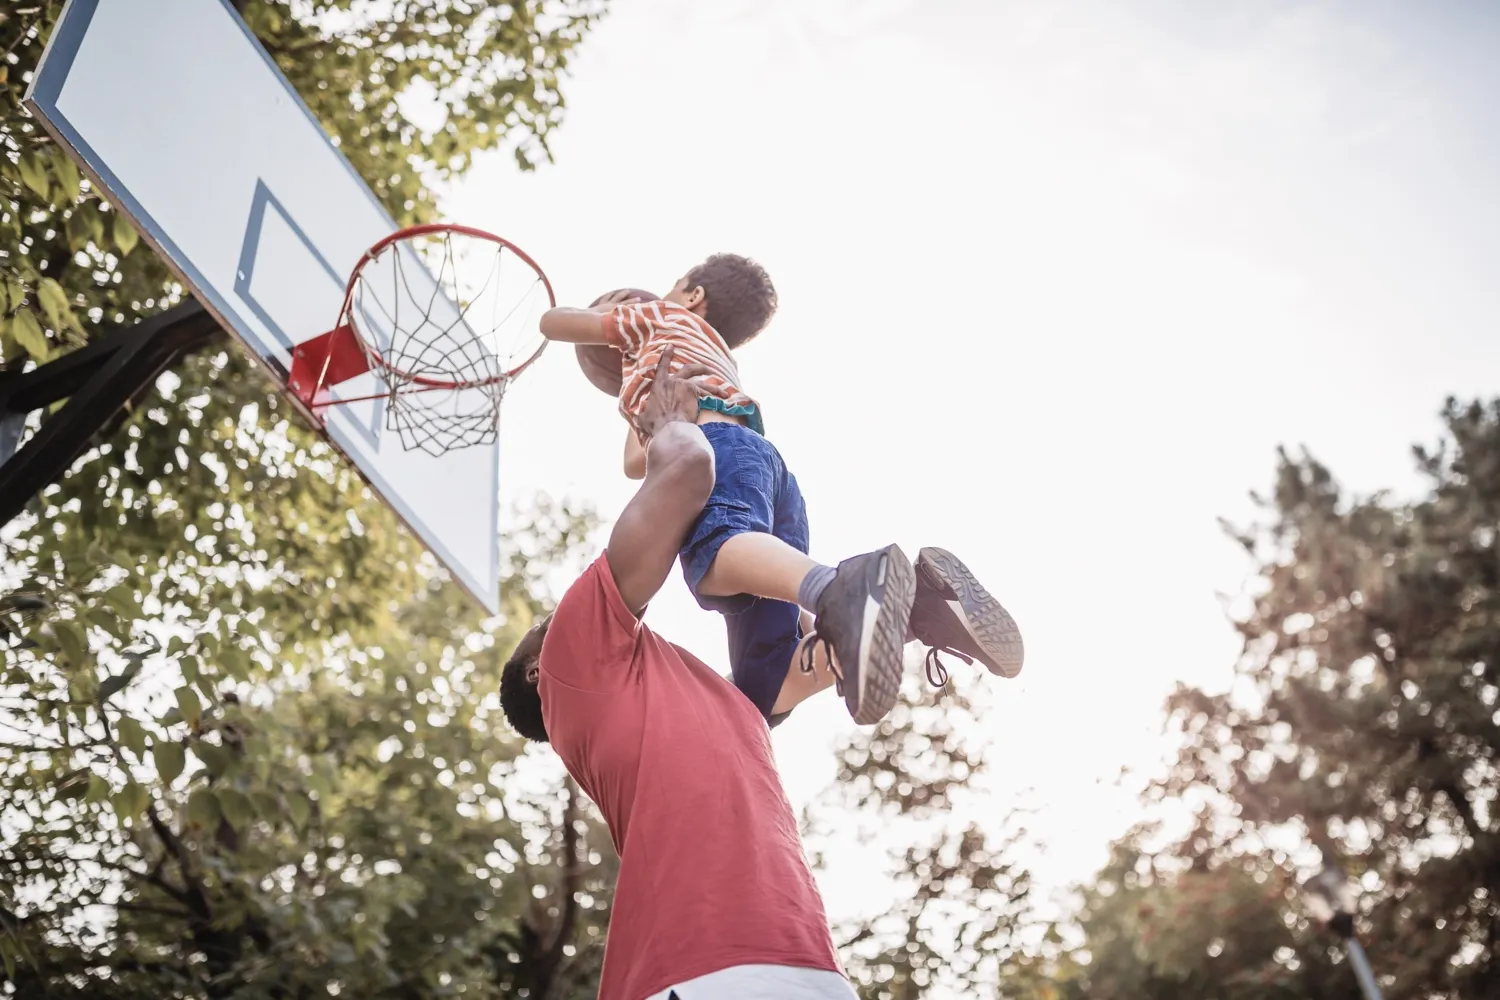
xmin=441 ymin=0 xmax=1500 ymax=910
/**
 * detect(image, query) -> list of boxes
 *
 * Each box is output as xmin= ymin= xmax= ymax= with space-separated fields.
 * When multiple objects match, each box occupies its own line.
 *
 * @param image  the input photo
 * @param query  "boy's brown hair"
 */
xmin=685 ymin=254 xmax=778 ymax=348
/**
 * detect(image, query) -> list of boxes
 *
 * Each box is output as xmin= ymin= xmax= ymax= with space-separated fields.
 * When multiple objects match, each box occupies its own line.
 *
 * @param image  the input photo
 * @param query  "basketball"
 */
xmin=576 ymin=289 xmax=658 ymax=397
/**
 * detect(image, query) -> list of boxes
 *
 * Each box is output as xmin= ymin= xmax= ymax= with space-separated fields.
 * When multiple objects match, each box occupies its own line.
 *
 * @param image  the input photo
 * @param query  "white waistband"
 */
xmin=647 ymin=963 xmax=856 ymax=1000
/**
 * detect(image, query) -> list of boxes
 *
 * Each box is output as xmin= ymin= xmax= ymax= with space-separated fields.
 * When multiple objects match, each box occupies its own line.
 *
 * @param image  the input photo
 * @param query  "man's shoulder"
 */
xmin=552 ymin=554 xmax=632 ymax=626
xmin=539 ymin=554 xmax=643 ymax=691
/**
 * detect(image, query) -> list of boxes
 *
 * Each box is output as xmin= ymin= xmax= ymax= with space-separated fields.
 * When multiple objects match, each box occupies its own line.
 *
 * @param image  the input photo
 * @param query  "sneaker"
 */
xmin=910 ymin=547 xmax=1024 ymax=680
xmin=803 ymin=544 xmax=916 ymax=725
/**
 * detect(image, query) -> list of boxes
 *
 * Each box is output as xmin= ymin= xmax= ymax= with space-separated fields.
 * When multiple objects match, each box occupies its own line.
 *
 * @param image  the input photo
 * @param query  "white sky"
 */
xmin=439 ymin=0 xmax=1500 ymax=910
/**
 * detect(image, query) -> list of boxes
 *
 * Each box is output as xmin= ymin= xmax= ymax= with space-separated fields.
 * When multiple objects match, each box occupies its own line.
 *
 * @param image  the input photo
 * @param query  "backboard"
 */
xmin=26 ymin=0 xmax=503 ymax=612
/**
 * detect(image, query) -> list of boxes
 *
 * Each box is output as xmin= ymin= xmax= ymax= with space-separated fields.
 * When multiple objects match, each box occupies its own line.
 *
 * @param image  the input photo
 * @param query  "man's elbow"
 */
xmin=649 ymin=423 xmax=716 ymax=503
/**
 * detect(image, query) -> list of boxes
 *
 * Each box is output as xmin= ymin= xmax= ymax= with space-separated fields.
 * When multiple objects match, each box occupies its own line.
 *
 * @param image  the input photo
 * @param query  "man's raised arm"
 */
xmin=605 ymin=347 xmax=716 ymax=614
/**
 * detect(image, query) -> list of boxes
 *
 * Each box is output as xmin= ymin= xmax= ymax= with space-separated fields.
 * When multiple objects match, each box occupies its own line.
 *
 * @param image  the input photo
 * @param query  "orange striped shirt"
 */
xmin=602 ymin=300 xmax=760 ymax=430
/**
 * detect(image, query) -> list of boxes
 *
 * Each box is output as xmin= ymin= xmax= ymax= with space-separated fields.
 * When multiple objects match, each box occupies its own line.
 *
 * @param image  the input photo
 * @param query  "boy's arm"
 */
xmin=623 ymin=422 xmax=647 ymax=480
xmin=540 ymin=307 xmax=609 ymax=345
xmin=539 ymin=289 xmax=653 ymax=347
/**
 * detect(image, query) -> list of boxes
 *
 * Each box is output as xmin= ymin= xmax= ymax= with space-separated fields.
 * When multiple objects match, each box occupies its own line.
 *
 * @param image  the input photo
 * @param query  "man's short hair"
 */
xmin=498 ymin=623 xmax=549 ymax=743
xmin=684 ymin=253 xmax=778 ymax=349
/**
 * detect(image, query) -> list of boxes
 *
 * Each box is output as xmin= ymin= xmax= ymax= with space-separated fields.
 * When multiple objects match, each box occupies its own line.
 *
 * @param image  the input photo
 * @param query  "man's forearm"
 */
xmin=606 ymin=419 xmax=716 ymax=613
xmin=623 ymin=421 xmax=647 ymax=480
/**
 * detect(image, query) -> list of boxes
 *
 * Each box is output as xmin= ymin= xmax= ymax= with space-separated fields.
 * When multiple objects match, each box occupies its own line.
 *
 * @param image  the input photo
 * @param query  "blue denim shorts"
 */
xmin=679 ymin=422 xmax=809 ymax=724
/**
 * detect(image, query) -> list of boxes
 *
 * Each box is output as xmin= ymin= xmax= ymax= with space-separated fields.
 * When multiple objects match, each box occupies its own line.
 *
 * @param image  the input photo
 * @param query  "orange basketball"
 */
xmin=575 ymin=289 xmax=658 ymax=397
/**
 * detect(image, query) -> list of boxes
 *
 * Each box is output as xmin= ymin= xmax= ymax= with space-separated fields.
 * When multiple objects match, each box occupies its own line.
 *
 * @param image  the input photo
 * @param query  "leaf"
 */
xmin=288 ymin=794 xmax=311 ymax=830
xmin=187 ymin=789 xmax=221 ymax=829
xmin=116 ymin=715 xmax=148 ymax=760
xmin=36 ymin=278 xmax=80 ymax=333
xmin=192 ymin=740 xmax=231 ymax=777
xmin=86 ymin=774 xmax=110 ymax=803
xmin=217 ymin=788 xmax=254 ymax=831
xmin=17 ymin=153 xmax=49 ymax=200
xmin=98 ymin=659 xmax=143 ymax=703
xmin=154 ymin=741 xmax=186 ymax=785
xmin=175 ymin=685 xmax=202 ymax=728
xmin=54 ymin=621 xmax=88 ymax=668
xmin=113 ymin=212 xmax=139 ymax=256
xmin=104 ymin=585 xmax=141 ymax=620
xmin=65 ymin=209 xmax=92 ymax=251
xmin=195 ymin=672 xmax=217 ymax=705
xmin=112 ymin=781 xmax=149 ymax=821
xmin=10 ymin=307 xmax=50 ymax=362
xmin=56 ymin=771 xmax=89 ymax=801
xmin=221 ymin=646 xmax=250 ymax=681
xmin=52 ymin=153 xmax=82 ymax=203
xmin=180 ymin=653 xmax=199 ymax=685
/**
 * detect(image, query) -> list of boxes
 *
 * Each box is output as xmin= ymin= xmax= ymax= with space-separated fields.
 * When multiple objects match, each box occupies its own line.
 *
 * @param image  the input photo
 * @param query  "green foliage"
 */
xmin=1 ymin=1 xmax=614 ymax=997
xmin=1064 ymin=398 xmax=1500 ymax=999
xmin=242 ymin=0 xmax=606 ymax=222
xmin=2 ymin=357 xmax=616 ymax=1000
xmin=0 ymin=0 xmax=604 ymax=365
xmin=1057 ymin=828 xmax=1345 ymax=999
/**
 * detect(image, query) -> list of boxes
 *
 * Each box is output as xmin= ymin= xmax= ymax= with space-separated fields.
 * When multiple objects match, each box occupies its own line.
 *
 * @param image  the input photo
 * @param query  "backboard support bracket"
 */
xmin=286 ymin=322 xmax=370 ymax=419
xmin=0 ymin=301 xmax=223 ymax=526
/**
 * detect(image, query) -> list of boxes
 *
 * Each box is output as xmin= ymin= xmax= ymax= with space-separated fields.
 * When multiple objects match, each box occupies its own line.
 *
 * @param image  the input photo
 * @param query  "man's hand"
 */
xmin=633 ymin=346 xmax=713 ymax=442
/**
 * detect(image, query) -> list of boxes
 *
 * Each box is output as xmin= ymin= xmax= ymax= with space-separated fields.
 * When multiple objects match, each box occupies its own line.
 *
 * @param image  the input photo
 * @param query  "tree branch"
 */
xmin=534 ymin=777 xmax=584 ymax=1000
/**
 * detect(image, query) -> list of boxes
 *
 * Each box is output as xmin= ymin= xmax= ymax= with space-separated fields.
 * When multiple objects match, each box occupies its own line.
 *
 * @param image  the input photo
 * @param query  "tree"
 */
xmin=807 ymin=676 xmax=1042 ymax=999
xmin=2 ymin=0 xmax=604 ymax=365
xmin=1067 ymin=398 xmax=1500 ymax=999
xmin=1058 ymin=824 xmax=1350 ymax=999
xmin=2 ymin=2 xmax=615 ymax=996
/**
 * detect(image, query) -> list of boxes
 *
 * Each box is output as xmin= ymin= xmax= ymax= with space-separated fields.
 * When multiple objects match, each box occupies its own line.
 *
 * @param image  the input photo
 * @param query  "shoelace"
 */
xmin=804 ymin=628 xmax=963 ymax=693
xmin=799 ymin=629 xmax=844 ymax=695
xmin=921 ymin=644 xmax=971 ymax=689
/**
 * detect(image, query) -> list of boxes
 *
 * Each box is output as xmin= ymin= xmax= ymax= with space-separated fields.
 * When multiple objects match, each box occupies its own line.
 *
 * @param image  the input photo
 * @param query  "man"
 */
xmin=498 ymin=348 xmax=855 ymax=999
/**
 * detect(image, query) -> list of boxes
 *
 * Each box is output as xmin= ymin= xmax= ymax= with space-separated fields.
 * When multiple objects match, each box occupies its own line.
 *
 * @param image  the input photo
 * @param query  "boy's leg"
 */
xmin=677 ymin=424 xmax=806 ymax=618
xmin=723 ymin=463 xmax=838 ymax=726
xmin=769 ymin=611 xmax=839 ymax=718
xmin=724 ymin=602 xmax=837 ymax=726
xmin=680 ymin=424 xmax=913 ymax=725
xmin=697 ymin=533 xmax=816 ymax=606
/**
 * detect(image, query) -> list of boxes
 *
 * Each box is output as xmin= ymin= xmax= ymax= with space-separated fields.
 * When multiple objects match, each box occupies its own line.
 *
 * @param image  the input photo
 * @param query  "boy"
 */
xmin=539 ymin=254 xmax=1022 ymax=725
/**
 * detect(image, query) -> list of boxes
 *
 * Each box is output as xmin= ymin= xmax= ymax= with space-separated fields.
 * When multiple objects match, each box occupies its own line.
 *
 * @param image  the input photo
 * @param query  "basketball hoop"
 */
xmin=289 ymin=223 xmax=554 ymax=456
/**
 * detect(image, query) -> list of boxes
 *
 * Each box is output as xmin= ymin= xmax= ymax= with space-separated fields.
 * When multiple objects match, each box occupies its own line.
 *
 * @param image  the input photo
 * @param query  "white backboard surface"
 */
xmin=26 ymin=0 xmax=501 ymax=611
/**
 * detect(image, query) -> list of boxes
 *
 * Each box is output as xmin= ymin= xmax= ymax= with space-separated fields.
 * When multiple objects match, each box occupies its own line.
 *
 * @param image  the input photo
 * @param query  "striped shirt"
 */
xmin=602 ymin=300 xmax=760 ymax=432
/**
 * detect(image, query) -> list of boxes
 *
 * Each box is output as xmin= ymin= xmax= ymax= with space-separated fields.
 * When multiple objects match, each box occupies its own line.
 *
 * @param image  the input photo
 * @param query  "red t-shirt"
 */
xmin=539 ymin=555 xmax=842 ymax=1000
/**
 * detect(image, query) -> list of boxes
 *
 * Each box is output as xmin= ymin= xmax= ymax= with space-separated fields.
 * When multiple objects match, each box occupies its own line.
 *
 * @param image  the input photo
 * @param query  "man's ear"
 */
xmin=684 ymin=284 xmax=707 ymax=314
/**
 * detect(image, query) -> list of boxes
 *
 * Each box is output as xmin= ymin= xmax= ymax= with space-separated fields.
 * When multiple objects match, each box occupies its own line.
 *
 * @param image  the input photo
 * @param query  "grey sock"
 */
xmin=796 ymin=563 xmax=837 ymax=613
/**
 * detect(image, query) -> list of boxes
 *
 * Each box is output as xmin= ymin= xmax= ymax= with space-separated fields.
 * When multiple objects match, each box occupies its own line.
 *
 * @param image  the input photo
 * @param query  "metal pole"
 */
xmin=0 ymin=412 xmax=23 ymax=465
xmin=1345 ymin=938 xmax=1383 ymax=1000
xmin=0 ymin=302 xmax=221 ymax=526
